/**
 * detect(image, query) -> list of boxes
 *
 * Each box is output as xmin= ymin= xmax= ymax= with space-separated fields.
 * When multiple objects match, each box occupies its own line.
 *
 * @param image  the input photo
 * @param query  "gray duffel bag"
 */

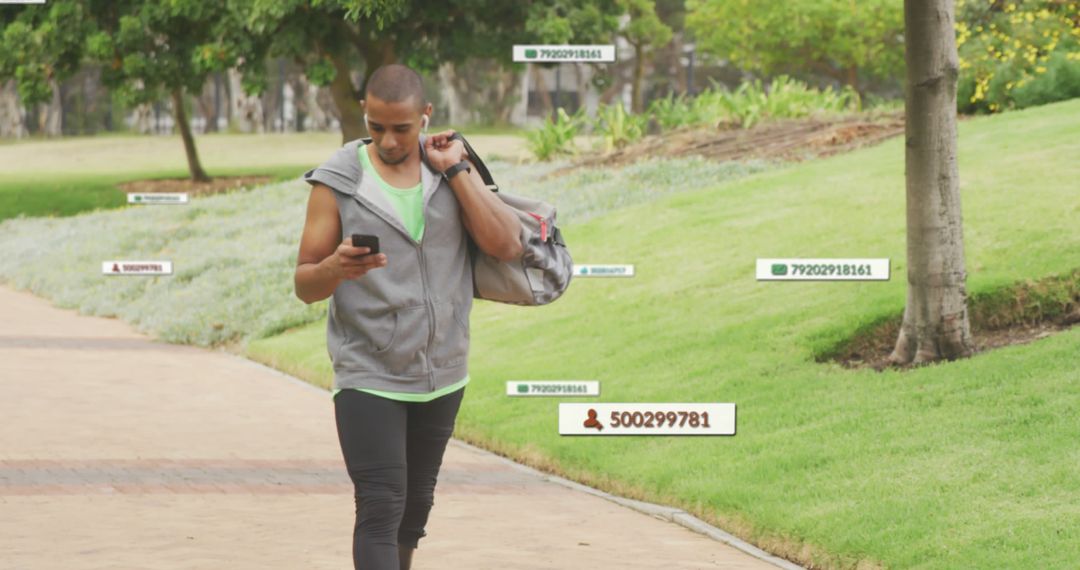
xmin=449 ymin=132 xmax=573 ymax=306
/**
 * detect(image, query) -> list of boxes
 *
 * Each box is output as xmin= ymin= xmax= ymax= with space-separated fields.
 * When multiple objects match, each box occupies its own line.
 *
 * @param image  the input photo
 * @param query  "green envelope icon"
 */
xmin=525 ymin=49 xmax=538 ymax=59
xmin=771 ymin=263 xmax=788 ymax=276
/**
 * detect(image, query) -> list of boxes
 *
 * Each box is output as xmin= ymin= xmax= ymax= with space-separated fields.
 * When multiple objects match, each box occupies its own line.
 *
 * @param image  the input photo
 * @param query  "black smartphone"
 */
xmin=351 ymin=234 xmax=380 ymax=255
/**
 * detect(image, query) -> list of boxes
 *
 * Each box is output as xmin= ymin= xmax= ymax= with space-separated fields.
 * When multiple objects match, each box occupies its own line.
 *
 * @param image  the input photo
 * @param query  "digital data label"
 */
xmin=127 ymin=193 xmax=189 ymax=205
xmin=756 ymin=258 xmax=889 ymax=281
xmin=513 ymin=45 xmax=616 ymax=63
xmin=559 ymin=403 xmax=736 ymax=436
xmin=507 ymin=381 xmax=600 ymax=397
xmin=574 ymin=264 xmax=635 ymax=277
xmin=102 ymin=261 xmax=173 ymax=275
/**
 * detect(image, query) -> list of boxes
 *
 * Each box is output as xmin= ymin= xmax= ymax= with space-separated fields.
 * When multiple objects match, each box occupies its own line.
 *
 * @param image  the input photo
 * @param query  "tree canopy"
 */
xmin=686 ymin=0 xmax=905 ymax=95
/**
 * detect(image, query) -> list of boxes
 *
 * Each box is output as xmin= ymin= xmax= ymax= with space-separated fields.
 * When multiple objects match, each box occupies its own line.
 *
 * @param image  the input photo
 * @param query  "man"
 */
xmin=294 ymin=63 xmax=522 ymax=570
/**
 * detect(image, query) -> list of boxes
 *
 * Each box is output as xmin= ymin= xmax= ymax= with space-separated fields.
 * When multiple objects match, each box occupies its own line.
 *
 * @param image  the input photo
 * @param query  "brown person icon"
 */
xmin=583 ymin=408 xmax=604 ymax=431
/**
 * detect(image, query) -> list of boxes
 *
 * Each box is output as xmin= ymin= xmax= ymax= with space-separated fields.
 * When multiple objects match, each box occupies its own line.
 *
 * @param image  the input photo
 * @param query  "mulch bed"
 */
xmin=547 ymin=110 xmax=907 ymax=177
xmin=830 ymin=308 xmax=1080 ymax=371
xmin=117 ymin=175 xmax=275 ymax=197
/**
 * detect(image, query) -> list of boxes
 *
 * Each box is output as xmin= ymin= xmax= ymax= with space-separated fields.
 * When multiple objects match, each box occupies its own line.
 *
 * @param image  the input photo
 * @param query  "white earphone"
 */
xmin=364 ymin=113 xmax=429 ymax=133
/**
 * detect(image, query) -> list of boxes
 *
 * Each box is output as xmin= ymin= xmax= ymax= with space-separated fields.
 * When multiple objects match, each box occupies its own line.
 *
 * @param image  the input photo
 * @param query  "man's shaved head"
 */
xmin=364 ymin=64 xmax=426 ymax=111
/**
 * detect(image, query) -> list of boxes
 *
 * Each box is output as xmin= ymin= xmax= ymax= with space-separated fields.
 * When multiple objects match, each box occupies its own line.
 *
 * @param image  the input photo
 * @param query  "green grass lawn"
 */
xmin=247 ymin=99 xmax=1080 ymax=569
xmin=0 ymin=131 xmax=528 ymax=221
xmin=0 ymin=132 xmax=339 ymax=221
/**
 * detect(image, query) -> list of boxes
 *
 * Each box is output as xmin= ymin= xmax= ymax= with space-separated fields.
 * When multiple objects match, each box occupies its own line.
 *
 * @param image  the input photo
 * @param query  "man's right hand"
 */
xmin=324 ymin=240 xmax=387 ymax=281
xmin=296 ymin=183 xmax=390 ymax=304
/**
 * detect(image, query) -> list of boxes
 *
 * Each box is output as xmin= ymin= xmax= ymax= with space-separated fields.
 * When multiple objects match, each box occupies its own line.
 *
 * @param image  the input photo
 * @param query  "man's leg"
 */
xmin=398 ymin=386 xmax=466 ymax=565
xmin=335 ymin=389 xmax=410 ymax=569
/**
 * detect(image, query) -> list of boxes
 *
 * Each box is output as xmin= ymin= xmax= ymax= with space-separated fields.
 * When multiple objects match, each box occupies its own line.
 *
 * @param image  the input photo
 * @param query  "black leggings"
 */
xmin=334 ymin=386 xmax=465 ymax=570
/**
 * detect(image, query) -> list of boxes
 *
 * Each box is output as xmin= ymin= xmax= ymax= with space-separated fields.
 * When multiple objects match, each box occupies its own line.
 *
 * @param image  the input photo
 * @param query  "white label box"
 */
xmin=102 ymin=261 xmax=173 ymax=275
xmin=127 ymin=192 xmax=189 ymax=205
xmin=513 ymin=45 xmax=616 ymax=63
xmin=756 ymin=258 xmax=890 ymax=281
xmin=559 ymin=403 xmax=735 ymax=435
xmin=507 ymin=381 xmax=600 ymax=397
xmin=573 ymin=264 xmax=635 ymax=277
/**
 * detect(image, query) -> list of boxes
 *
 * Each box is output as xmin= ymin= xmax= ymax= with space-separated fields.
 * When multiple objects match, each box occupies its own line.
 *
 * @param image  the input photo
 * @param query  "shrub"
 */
xmin=592 ymin=102 xmax=648 ymax=153
xmin=956 ymin=0 xmax=1080 ymax=113
xmin=705 ymin=76 xmax=859 ymax=129
xmin=525 ymin=107 xmax=584 ymax=162
xmin=647 ymin=93 xmax=699 ymax=130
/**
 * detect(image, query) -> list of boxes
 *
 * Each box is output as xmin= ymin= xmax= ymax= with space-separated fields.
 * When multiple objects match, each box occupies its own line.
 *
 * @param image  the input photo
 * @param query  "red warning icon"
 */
xmin=112 ymin=263 xmax=120 ymax=273
xmin=583 ymin=408 xmax=604 ymax=431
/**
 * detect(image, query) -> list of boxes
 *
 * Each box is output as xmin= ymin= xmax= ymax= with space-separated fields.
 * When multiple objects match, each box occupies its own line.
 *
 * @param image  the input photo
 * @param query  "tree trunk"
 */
xmin=171 ymin=87 xmax=211 ymax=183
xmin=197 ymin=78 xmax=218 ymax=133
xmin=437 ymin=62 xmax=468 ymax=125
xmin=328 ymin=53 xmax=365 ymax=143
xmin=890 ymin=0 xmax=973 ymax=365
xmin=673 ymin=32 xmax=687 ymax=96
xmin=360 ymin=38 xmax=397 ymax=95
xmin=631 ymin=42 xmax=645 ymax=113
xmin=39 ymin=78 xmax=62 ymax=136
xmin=227 ymin=68 xmax=264 ymax=134
xmin=0 ymin=79 xmax=28 ymax=139
xmin=532 ymin=65 xmax=554 ymax=120
xmin=291 ymin=73 xmax=309 ymax=132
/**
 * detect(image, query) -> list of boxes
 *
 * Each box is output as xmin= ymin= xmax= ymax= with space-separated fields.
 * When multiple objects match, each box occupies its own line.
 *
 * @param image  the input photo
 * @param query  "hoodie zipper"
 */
xmin=417 ymin=231 xmax=436 ymax=392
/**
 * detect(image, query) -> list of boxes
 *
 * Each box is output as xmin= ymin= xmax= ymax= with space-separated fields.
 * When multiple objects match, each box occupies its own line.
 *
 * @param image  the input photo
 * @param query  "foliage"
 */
xmin=525 ymin=107 xmax=586 ymax=161
xmin=525 ymin=0 xmax=621 ymax=45
xmin=83 ymin=1 xmax=236 ymax=107
xmin=617 ymin=0 xmax=673 ymax=112
xmin=956 ymin=0 xmax=1080 ymax=114
xmin=645 ymin=76 xmax=859 ymax=132
xmin=618 ymin=0 xmax=672 ymax=49
xmin=223 ymin=0 xmax=622 ymax=140
xmin=685 ymin=0 xmax=904 ymax=92
xmin=0 ymin=2 xmax=92 ymax=105
xmin=531 ymin=76 xmax=860 ymax=160
xmin=592 ymin=101 xmax=648 ymax=152
xmin=646 ymin=92 xmax=699 ymax=130
xmin=713 ymin=75 xmax=860 ymax=128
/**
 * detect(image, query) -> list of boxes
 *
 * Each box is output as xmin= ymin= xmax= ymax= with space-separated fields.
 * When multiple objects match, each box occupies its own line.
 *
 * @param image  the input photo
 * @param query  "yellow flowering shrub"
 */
xmin=957 ymin=0 xmax=1080 ymax=113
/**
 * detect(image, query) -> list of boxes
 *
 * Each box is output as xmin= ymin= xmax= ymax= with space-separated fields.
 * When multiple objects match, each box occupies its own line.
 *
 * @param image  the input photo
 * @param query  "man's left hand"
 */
xmin=424 ymin=129 xmax=467 ymax=173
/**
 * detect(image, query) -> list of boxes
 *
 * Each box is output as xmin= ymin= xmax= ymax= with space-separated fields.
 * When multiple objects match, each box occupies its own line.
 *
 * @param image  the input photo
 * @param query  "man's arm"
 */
xmin=294 ymin=183 xmax=387 ymax=304
xmin=426 ymin=132 xmax=523 ymax=262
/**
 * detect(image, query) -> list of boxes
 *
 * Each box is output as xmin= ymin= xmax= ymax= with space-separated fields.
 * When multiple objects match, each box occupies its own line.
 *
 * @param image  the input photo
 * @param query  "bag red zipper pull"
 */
xmin=527 ymin=212 xmax=548 ymax=242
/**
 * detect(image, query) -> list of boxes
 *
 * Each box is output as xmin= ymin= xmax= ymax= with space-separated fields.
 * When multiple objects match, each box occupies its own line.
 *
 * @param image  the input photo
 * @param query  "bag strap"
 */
xmin=364 ymin=133 xmax=499 ymax=193
xmin=448 ymin=132 xmax=499 ymax=193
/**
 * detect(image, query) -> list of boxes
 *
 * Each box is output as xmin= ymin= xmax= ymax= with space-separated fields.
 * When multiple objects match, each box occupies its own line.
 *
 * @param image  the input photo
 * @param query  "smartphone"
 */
xmin=351 ymin=234 xmax=380 ymax=255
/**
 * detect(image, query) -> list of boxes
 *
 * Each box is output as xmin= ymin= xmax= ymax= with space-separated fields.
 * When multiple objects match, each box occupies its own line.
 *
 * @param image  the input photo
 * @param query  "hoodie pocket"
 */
xmin=337 ymin=305 xmax=428 ymax=375
xmin=431 ymin=301 xmax=469 ymax=368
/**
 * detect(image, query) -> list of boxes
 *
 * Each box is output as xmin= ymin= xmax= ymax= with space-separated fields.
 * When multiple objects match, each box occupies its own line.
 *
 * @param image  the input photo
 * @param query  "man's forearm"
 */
xmin=294 ymin=260 xmax=342 ymax=304
xmin=447 ymin=166 xmax=522 ymax=261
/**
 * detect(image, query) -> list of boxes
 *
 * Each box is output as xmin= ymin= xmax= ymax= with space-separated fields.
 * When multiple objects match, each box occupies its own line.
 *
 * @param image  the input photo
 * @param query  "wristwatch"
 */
xmin=442 ymin=160 xmax=471 ymax=180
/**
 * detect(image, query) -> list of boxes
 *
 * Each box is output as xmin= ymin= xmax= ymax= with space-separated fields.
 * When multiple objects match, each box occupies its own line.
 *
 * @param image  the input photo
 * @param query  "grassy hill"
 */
xmin=1 ymin=98 xmax=1077 ymax=568
xmin=250 ymin=99 xmax=1080 ymax=569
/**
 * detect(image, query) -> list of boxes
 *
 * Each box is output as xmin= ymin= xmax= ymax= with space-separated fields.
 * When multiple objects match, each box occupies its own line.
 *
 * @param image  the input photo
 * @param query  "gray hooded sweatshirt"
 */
xmin=302 ymin=135 xmax=473 ymax=394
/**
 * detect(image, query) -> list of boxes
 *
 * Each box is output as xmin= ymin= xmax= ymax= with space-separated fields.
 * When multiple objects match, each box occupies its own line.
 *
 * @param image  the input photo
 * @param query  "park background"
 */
xmin=2 ymin=1 xmax=1079 ymax=568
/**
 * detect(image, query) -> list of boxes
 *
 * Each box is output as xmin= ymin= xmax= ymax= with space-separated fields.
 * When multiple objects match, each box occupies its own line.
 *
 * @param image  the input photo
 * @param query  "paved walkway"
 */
xmin=0 ymin=285 xmax=792 ymax=569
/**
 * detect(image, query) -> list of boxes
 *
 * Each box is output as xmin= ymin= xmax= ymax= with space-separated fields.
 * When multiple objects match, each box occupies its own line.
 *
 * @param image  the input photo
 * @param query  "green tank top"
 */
xmin=331 ymin=145 xmax=469 ymax=402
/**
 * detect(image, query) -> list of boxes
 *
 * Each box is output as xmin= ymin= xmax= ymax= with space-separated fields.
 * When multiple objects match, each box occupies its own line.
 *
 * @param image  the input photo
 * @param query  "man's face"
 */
xmin=363 ymin=95 xmax=429 ymax=166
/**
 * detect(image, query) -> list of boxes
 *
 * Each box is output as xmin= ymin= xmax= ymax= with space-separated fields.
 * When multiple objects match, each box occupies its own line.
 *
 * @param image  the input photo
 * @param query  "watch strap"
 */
xmin=442 ymin=160 xmax=471 ymax=180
